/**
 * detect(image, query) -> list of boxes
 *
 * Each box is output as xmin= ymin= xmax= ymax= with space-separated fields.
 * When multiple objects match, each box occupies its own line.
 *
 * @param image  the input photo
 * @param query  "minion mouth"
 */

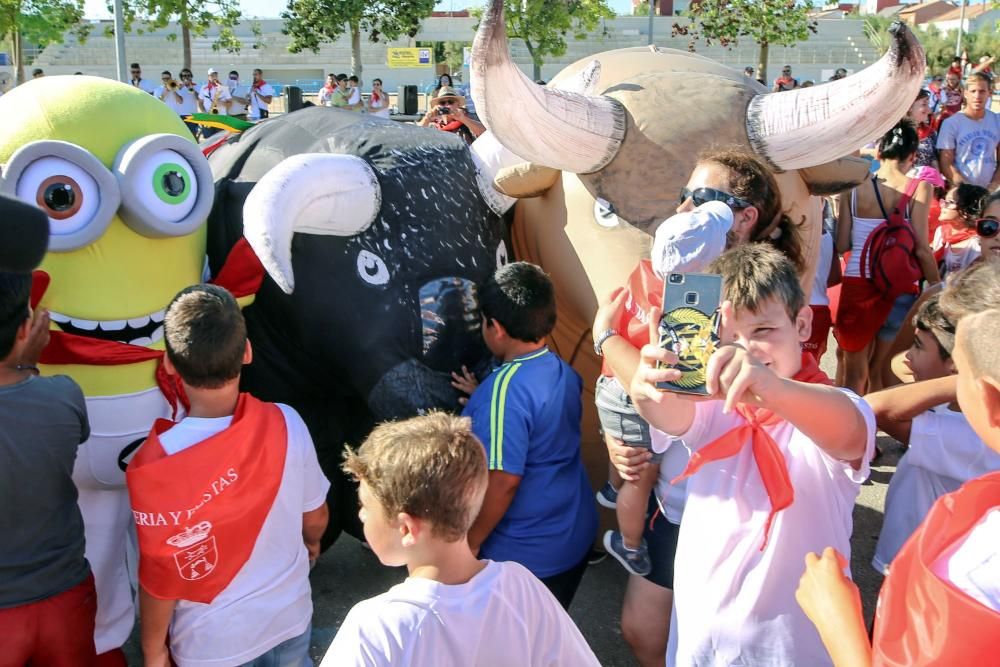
xmin=49 ymin=309 xmax=166 ymax=346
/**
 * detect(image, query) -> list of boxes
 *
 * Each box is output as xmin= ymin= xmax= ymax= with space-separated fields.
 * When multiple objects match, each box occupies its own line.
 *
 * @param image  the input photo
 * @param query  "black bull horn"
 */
xmin=470 ymin=0 xmax=925 ymax=174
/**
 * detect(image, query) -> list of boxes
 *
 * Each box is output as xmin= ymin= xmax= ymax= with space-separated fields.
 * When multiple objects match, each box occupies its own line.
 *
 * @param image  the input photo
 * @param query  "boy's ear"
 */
xmin=243 ymin=339 xmax=253 ymax=365
xmin=397 ymin=512 xmax=421 ymax=548
xmin=978 ymin=376 xmax=1000 ymax=431
xmin=795 ymin=305 xmax=813 ymax=344
xmin=162 ymin=353 xmax=178 ymax=376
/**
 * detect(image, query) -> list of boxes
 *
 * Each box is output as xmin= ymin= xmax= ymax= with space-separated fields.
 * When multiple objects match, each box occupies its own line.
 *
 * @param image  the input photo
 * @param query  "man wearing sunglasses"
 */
xmin=175 ymin=69 xmax=201 ymax=138
xmin=129 ymin=62 xmax=156 ymax=95
xmin=772 ymin=65 xmax=799 ymax=92
xmin=938 ymin=72 xmax=1000 ymax=190
xmin=417 ymin=85 xmax=485 ymax=145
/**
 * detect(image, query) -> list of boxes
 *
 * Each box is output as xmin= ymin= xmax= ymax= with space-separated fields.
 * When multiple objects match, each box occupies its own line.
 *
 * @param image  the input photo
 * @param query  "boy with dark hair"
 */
xmin=631 ymin=244 xmax=875 ymax=665
xmin=463 ymin=262 xmax=598 ymax=609
xmin=321 ymin=413 xmax=599 ymax=666
xmin=869 ymin=294 xmax=1000 ymax=574
xmin=0 ymin=272 xmax=96 ymax=665
xmin=127 ymin=284 xmax=329 ymax=667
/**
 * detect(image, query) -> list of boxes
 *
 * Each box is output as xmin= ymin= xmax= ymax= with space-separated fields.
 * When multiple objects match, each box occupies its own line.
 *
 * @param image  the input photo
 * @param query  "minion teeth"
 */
xmin=49 ymin=308 xmax=166 ymax=346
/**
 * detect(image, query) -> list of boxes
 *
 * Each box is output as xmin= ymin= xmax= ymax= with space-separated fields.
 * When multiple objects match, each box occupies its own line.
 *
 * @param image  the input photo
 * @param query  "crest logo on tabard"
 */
xmin=166 ymin=521 xmax=218 ymax=581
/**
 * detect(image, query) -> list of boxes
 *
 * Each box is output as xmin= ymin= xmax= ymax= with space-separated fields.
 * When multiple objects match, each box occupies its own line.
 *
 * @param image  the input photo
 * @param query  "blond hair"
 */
xmin=708 ymin=243 xmax=805 ymax=321
xmin=957 ymin=309 xmax=1000 ymax=381
xmin=343 ymin=412 xmax=487 ymax=541
xmin=939 ymin=261 xmax=1000 ymax=324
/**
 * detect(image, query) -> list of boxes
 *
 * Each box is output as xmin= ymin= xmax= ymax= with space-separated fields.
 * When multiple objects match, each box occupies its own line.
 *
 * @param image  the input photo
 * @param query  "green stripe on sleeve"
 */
xmin=493 ymin=363 xmax=522 ymax=471
xmin=489 ymin=365 xmax=515 ymax=469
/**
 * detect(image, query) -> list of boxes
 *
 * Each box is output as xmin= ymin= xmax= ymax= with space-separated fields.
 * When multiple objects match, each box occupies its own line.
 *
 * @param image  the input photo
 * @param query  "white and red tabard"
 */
xmin=872 ymin=471 xmax=1000 ymax=665
xmin=126 ymin=394 xmax=287 ymax=603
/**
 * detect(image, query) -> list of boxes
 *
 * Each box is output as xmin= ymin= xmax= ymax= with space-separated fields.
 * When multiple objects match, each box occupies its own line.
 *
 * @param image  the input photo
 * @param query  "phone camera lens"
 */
xmin=669 ymin=273 xmax=684 ymax=284
xmin=684 ymin=292 xmax=699 ymax=306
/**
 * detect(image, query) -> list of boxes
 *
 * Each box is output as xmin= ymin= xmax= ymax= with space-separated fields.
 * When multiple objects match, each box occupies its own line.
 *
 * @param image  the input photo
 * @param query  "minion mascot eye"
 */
xmin=0 ymin=141 xmax=121 ymax=251
xmin=115 ymin=134 xmax=215 ymax=238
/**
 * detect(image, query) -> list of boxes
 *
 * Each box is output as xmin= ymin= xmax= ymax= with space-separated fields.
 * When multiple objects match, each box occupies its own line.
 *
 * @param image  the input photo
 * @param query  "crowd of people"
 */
xmin=2 ymin=55 xmax=1000 ymax=667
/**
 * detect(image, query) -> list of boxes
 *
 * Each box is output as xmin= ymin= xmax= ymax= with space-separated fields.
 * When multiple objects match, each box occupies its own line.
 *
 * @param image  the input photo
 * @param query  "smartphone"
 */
xmin=656 ymin=272 xmax=722 ymax=395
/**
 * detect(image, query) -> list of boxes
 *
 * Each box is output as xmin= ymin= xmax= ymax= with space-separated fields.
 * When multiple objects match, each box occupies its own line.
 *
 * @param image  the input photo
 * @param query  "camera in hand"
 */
xmin=436 ymin=106 xmax=450 ymax=116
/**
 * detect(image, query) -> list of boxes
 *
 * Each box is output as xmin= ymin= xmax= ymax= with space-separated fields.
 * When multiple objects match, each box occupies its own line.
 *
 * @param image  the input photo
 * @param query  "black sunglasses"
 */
xmin=438 ymin=99 xmax=456 ymax=106
xmin=977 ymin=217 xmax=1000 ymax=238
xmin=679 ymin=187 xmax=752 ymax=210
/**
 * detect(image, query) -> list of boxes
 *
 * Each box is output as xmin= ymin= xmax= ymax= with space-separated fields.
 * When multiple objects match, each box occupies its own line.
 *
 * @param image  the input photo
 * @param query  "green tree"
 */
xmin=0 ymin=0 xmax=89 ymax=84
xmin=112 ymin=0 xmax=253 ymax=72
xmin=282 ymin=0 xmax=436 ymax=84
xmin=472 ymin=0 xmax=616 ymax=82
xmin=864 ymin=18 xmax=1000 ymax=73
xmin=672 ymin=0 xmax=818 ymax=83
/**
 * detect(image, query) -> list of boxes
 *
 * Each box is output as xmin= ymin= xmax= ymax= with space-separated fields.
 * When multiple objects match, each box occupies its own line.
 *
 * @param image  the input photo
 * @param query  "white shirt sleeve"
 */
xmin=936 ymin=116 xmax=958 ymax=150
xmin=278 ymin=404 xmax=330 ymax=511
xmin=906 ymin=408 xmax=1000 ymax=482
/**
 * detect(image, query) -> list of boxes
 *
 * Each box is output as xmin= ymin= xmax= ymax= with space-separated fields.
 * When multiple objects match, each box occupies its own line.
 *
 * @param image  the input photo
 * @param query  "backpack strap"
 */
xmin=871 ymin=176 xmax=891 ymax=220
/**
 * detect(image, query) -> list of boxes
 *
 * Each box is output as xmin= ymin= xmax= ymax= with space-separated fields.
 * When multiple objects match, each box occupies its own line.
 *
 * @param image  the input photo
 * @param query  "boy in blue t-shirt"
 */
xmin=463 ymin=262 xmax=598 ymax=609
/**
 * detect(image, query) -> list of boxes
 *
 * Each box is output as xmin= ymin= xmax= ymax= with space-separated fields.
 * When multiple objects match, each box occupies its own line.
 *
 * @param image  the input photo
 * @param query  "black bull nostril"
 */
xmin=420 ymin=277 xmax=481 ymax=371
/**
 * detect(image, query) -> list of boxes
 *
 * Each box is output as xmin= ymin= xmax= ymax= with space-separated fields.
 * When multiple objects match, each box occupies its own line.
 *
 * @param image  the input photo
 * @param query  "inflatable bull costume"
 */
xmin=206 ymin=109 xmax=511 ymax=541
xmin=469 ymin=0 xmax=925 ymax=481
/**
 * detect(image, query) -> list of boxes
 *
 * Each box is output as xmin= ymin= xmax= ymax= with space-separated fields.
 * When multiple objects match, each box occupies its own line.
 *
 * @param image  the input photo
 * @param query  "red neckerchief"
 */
xmin=32 ymin=238 xmax=265 ymax=417
xmin=252 ymin=79 xmax=266 ymax=91
xmin=435 ymin=118 xmax=465 ymax=132
xmin=940 ymin=223 xmax=978 ymax=246
xmin=126 ymin=393 xmax=287 ymax=603
xmin=371 ymin=90 xmax=382 ymax=104
xmin=872 ymin=471 xmax=1000 ymax=665
xmin=322 ymin=83 xmax=335 ymax=93
xmin=671 ymin=352 xmax=834 ymax=551
xmin=917 ymin=124 xmax=935 ymax=140
xmin=206 ymin=80 xmax=219 ymax=93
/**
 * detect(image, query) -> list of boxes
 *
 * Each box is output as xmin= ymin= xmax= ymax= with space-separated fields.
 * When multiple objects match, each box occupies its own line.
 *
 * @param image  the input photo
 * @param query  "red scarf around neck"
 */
xmin=126 ymin=393 xmax=287 ymax=603
xmin=671 ymin=352 xmax=834 ymax=551
xmin=252 ymin=79 xmax=266 ymax=91
xmin=32 ymin=237 xmax=265 ymax=417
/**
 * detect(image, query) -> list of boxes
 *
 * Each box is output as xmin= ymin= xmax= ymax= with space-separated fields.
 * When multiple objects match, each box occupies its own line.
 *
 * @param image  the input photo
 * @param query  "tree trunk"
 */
xmin=182 ymin=23 xmax=191 ymax=71
xmin=13 ymin=30 xmax=24 ymax=85
xmin=524 ymin=40 xmax=540 ymax=81
xmin=757 ymin=42 xmax=769 ymax=86
xmin=350 ymin=21 xmax=362 ymax=83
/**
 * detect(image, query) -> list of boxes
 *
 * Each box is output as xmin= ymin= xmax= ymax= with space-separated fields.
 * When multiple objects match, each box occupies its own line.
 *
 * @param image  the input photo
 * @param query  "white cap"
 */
xmin=651 ymin=201 xmax=734 ymax=279
xmin=207 ymin=67 xmax=218 ymax=75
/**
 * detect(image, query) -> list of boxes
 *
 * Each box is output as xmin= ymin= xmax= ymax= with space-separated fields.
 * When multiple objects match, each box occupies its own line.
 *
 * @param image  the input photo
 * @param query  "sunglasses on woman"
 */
xmin=679 ymin=187 xmax=753 ymax=210
xmin=977 ymin=217 xmax=999 ymax=238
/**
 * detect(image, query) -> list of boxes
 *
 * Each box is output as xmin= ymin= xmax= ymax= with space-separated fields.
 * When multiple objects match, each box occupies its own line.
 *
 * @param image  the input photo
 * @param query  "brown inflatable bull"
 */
xmin=468 ymin=0 xmax=925 ymax=491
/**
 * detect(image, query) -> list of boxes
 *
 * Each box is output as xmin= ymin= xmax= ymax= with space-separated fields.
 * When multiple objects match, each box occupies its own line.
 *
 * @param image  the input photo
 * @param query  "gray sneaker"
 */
xmin=595 ymin=481 xmax=618 ymax=509
xmin=603 ymin=530 xmax=652 ymax=576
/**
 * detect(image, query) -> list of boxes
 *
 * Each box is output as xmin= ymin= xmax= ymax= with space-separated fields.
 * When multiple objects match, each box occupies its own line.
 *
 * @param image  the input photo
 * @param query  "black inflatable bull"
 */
xmin=206 ymin=108 xmax=510 ymax=543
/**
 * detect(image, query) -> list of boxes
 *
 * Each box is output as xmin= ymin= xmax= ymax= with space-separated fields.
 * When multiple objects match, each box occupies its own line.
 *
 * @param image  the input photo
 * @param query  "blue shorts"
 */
xmin=595 ymin=375 xmax=660 ymax=461
xmin=643 ymin=495 xmax=680 ymax=589
xmin=878 ymin=292 xmax=918 ymax=342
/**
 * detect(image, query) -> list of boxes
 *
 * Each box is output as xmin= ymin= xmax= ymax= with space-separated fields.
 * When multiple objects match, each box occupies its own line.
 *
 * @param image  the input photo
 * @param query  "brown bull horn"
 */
xmin=470 ymin=0 xmax=626 ymax=174
xmin=746 ymin=21 xmax=925 ymax=170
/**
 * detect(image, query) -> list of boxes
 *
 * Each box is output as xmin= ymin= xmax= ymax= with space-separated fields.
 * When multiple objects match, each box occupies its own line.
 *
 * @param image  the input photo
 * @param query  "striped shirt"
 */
xmin=463 ymin=347 xmax=597 ymax=577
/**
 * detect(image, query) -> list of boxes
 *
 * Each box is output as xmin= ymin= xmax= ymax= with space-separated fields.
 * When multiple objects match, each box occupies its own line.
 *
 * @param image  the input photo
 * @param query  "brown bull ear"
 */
xmin=495 ymin=163 xmax=560 ymax=199
xmin=799 ymin=157 xmax=871 ymax=196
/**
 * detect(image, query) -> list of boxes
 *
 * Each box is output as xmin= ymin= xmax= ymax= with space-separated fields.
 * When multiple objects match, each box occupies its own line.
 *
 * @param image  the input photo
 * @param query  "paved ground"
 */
xmin=127 ymin=342 xmax=899 ymax=665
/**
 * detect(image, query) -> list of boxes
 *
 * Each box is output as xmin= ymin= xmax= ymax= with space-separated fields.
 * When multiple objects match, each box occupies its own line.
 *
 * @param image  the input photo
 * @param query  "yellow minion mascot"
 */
xmin=0 ymin=77 xmax=215 ymax=661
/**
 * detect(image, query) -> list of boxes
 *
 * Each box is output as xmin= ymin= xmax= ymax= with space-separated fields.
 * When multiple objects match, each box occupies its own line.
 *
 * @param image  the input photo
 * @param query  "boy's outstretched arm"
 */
xmin=864 ymin=376 xmax=958 ymax=446
xmin=630 ymin=307 xmax=697 ymax=437
xmin=467 ymin=471 xmax=521 ymax=553
xmin=796 ymin=548 xmax=873 ymax=667
xmin=140 ymin=586 xmax=177 ymax=667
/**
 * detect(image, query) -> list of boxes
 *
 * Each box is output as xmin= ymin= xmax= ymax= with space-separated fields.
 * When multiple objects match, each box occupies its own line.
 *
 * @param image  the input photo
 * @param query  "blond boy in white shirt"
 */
xmin=320 ymin=413 xmax=599 ymax=667
xmin=631 ymin=244 xmax=874 ymax=666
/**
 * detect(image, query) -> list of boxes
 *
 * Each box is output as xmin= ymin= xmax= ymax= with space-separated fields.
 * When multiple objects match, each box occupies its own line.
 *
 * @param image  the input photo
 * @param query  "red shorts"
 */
xmin=804 ymin=304 xmax=832 ymax=361
xmin=834 ymin=277 xmax=895 ymax=353
xmin=0 ymin=573 xmax=97 ymax=667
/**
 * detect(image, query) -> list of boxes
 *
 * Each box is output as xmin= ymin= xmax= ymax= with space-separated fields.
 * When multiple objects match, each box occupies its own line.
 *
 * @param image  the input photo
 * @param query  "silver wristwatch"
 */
xmin=593 ymin=328 xmax=619 ymax=357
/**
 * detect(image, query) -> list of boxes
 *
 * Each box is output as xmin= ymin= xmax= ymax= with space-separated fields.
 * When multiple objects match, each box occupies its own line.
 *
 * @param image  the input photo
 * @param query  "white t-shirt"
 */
xmin=319 ymin=560 xmax=600 ymax=667
xmin=932 ymin=508 xmax=1000 ymax=611
xmin=153 ymin=85 xmax=183 ymax=114
xmin=810 ymin=232 xmax=834 ymax=306
xmin=247 ymin=82 xmax=274 ymax=119
xmin=132 ymin=78 xmax=156 ymax=94
xmin=653 ymin=389 xmax=875 ymax=666
xmin=652 ymin=430 xmax=690 ymax=525
xmin=159 ymin=404 xmax=330 ymax=667
xmin=226 ymin=83 xmax=248 ymax=116
xmin=937 ymin=110 xmax=1000 ymax=187
xmin=318 ymin=87 xmax=335 ymax=107
xmin=199 ymin=83 xmax=232 ymax=116
xmin=932 ymin=226 xmax=981 ymax=278
xmin=174 ymin=85 xmax=200 ymax=116
xmin=348 ymin=86 xmax=361 ymax=107
xmin=872 ymin=406 xmax=1000 ymax=573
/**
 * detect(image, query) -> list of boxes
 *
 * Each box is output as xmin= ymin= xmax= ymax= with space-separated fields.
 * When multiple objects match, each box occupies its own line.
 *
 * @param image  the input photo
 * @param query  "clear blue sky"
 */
xmin=83 ymin=0 xmax=638 ymax=20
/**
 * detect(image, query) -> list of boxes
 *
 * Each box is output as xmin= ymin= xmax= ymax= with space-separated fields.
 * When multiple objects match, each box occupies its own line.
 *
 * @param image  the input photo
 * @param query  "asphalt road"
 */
xmin=126 ymin=342 xmax=899 ymax=665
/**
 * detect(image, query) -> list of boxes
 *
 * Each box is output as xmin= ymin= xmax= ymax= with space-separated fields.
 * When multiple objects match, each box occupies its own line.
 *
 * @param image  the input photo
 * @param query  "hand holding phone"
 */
xmin=655 ymin=272 xmax=722 ymax=395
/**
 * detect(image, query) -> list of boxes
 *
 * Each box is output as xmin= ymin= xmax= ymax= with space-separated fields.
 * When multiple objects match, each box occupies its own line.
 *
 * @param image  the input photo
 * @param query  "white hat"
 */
xmin=651 ymin=201 xmax=734 ymax=279
xmin=207 ymin=67 xmax=218 ymax=75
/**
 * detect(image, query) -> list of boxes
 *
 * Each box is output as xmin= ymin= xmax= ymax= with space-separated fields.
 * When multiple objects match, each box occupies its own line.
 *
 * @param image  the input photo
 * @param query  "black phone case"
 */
xmin=656 ymin=272 xmax=723 ymax=395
